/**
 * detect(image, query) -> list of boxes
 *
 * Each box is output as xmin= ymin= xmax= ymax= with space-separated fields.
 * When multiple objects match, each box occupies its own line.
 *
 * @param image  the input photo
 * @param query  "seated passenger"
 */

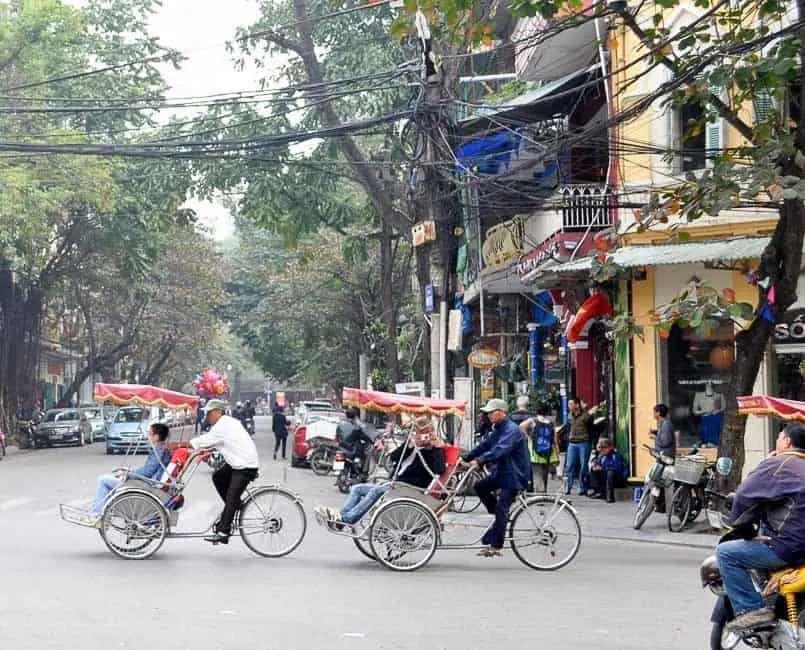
xmin=91 ymin=423 xmax=171 ymax=520
xmin=587 ymin=438 xmax=628 ymax=502
xmin=316 ymin=417 xmax=446 ymax=527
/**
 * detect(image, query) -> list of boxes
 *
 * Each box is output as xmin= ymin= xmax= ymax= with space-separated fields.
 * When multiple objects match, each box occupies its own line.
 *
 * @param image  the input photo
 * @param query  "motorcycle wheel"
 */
xmin=668 ymin=485 xmax=693 ymax=532
xmin=310 ymin=449 xmax=333 ymax=476
xmin=337 ymin=471 xmax=351 ymax=494
xmin=633 ymin=489 xmax=656 ymax=530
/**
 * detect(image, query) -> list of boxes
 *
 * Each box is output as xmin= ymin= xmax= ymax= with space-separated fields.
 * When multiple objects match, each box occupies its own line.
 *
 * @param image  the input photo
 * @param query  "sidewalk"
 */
xmin=567 ymin=493 xmax=719 ymax=550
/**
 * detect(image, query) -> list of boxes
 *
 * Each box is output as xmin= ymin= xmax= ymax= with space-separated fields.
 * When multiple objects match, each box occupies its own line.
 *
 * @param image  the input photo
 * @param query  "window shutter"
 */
xmin=754 ymin=90 xmax=775 ymax=124
xmin=706 ymin=85 xmax=724 ymax=168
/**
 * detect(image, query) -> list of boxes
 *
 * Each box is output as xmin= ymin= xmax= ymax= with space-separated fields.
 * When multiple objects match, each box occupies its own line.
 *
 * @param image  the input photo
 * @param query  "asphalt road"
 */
xmin=0 ymin=416 xmax=715 ymax=649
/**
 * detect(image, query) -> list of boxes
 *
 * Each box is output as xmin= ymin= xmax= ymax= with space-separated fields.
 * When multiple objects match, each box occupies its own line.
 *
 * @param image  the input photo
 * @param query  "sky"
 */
xmin=147 ymin=0 xmax=266 ymax=241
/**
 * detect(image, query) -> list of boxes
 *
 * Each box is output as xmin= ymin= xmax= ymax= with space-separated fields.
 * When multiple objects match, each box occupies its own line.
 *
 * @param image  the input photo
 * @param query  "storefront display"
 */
xmin=661 ymin=323 xmax=733 ymax=448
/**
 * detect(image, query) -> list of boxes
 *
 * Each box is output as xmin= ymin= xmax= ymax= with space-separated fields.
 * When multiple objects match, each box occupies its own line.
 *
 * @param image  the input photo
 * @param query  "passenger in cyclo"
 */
xmin=716 ymin=422 xmax=805 ymax=632
xmin=462 ymin=398 xmax=531 ymax=558
xmin=91 ymin=422 xmax=171 ymax=521
xmin=315 ymin=416 xmax=446 ymax=528
xmin=174 ymin=398 xmax=260 ymax=545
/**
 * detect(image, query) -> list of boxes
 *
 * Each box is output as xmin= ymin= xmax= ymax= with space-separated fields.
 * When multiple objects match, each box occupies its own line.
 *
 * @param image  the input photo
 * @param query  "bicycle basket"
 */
xmin=674 ymin=456 xmax=706 ymax=485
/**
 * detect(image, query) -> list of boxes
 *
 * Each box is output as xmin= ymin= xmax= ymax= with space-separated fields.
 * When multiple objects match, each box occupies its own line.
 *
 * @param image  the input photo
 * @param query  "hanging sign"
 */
xmin=424 ymin=284 xmax=435 ymax=313
xmin=775 ymin=309 xmax=805 ymax=344
xmin=467 ymin=348 xmax=502 ymax=369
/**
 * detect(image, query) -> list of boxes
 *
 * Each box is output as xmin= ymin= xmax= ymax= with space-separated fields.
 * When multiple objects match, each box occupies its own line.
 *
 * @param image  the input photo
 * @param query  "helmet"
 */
xmin=245 ymin=400 xmax=252 ymax=407
xmin=236 ymin=401 xmax=243 ymax=407
xmin=345 ymin=407 xmax=360 ymax=420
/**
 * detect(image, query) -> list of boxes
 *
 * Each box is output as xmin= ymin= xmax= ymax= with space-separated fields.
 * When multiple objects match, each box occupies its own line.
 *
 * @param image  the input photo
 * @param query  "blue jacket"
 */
xmin=732 ymin=451 xmax=805 ymax=564
xmin=466 ymin=416 xmax=531 ymax=491
xmin=595 ymin=451 xmax=628 ymax=481
xmin=129 ymin=444 xmax=171 ymax=483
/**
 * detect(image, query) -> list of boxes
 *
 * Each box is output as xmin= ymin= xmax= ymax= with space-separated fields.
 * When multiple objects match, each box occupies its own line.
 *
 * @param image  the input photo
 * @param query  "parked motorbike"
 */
xmin=704 ymin=457 xmax=735 ymax=531
xmin=633 ymin=444 xmax=676 ymax=530
xmin=370 ymin=428 xmax=405 ymax=478
xmin=307 ymin=437 xmax=340 ymax=476
xmin=334 ymin=441 xmax=372 ymax=494
xmin=701 ymin=524 xmax=805 ymax=649
xmin=19 ymin=418 xmax=38 ymax=449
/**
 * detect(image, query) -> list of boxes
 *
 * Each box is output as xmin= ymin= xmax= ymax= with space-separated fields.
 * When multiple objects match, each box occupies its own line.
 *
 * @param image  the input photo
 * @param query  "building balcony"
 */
xmin=523 ymin=184 xmax=614 ymax=245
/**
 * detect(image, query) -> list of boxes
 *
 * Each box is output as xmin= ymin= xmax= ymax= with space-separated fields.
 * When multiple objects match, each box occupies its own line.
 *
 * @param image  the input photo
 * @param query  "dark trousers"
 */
xmin=475 ymin=476 xmax=518 ymax=549
xmin=589 ymin=469 xmax=626 ymax=501
xmin=212 ymin=464 xmax=259 ymax=535
xmin=274 ymin=434 xmax=288 ymax=458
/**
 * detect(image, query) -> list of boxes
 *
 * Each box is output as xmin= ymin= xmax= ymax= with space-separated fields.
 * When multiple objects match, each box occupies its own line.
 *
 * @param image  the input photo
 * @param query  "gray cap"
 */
xmin=480 ymin=398 xmax=509 ymax=414
xmin=204 ymin=399 xmax=229 ymax=413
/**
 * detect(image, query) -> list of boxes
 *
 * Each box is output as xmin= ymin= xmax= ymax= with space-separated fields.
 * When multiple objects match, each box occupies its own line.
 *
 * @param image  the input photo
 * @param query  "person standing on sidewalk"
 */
xmin=564 ymin=397 xmax=597 ymax=496
xmin=463 ymin=398 xmax=531 ymax=558
xmin=272 ymin=405 xmax=290 ymax=461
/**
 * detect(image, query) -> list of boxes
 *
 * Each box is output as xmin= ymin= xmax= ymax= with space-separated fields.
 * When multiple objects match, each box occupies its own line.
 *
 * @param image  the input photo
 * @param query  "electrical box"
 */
xmin=412 ymin=220 xmax=436 ymax=247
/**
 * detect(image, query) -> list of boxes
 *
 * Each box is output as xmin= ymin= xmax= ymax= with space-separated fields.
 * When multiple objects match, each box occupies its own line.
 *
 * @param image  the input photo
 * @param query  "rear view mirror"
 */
xmin=716 ymin=457 xmax=733 ymax=476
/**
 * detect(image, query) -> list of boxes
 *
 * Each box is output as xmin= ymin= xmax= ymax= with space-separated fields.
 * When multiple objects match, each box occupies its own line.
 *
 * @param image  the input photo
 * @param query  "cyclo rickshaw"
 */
xmin=315 ymin=387 xmax=582 ymax=572
xmin=60 ymin=383 xmax=307 ymax=560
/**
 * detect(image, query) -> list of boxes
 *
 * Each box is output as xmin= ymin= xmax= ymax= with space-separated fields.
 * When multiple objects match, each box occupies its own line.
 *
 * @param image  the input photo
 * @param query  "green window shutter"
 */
xmin=706 ymin=119 xmax=723 ymax=167
xmin=754 ymin=90 xmax=775 ymax=124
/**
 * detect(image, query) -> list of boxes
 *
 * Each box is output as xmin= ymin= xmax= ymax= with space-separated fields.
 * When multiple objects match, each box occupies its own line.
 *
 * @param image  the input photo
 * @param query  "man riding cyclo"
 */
xmin=315 ymin=416 xmax=446 ymax=528
xmin=462 ymin=398 xmax=531 ymax=558
xmin=716 ymin=422 xmax=805 ymax=632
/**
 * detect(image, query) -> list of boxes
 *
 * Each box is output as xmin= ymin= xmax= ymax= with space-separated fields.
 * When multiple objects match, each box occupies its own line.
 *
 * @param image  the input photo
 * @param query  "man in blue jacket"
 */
xmin=717 ymin=423 xmax=805 ymax=632
xmin=464 ymin=398 xmax=531 ymax=557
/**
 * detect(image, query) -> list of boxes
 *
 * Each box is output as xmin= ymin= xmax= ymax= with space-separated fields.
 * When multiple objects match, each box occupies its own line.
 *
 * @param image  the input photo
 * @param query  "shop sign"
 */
xmin=424 ymin=283 xmax=434 ymax=313
xmin=775 ymin=309 xmax=805 ymax=343
xmin=481 ymin=217 xmax=524 ymax=269
xmin=517 ymin=233 xmax=591 ymax=278
xmin=467 ymin=348 xmax=501 ymax=369
xmin=544 ymin=361 xmax=565 ymax=385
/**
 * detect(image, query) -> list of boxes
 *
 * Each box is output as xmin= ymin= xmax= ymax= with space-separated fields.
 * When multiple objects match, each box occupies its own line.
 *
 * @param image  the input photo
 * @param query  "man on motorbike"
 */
xmin=183 ymin=399 xmax=260 ymax=545
xmin=338 ymin=407 xmax=373 ymax=456
xmin=716 ymin=423 xmax=805 ymax=631
xmin=316 ymin=417 xmax=445 ymax=526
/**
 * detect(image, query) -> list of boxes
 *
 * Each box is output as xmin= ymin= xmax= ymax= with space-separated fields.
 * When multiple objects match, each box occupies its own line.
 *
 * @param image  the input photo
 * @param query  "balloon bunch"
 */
xmin=192 ymin=369 xmax=230 ymax=399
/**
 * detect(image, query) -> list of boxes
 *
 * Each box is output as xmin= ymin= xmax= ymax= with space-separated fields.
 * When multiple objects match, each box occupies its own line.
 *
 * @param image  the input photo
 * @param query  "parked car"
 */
xmin=290 ymin=410 xmax=344 ymax=468
xmin=294 ymin=400 xmax=335 ymax=420
xmin=79 ymin=407 xmax=107 ymax=442
xmin=105 ymin=406 xmax=156 ymax=455
xmin=34 ymin=409 xmax=87 ymax=447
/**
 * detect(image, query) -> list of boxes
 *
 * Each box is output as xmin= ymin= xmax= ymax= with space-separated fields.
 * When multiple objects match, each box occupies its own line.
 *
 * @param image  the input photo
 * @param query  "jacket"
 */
xmin=390 ymin=445 xmax=446 ymax=489
xmin=593 ymin=450 xmax=628 ymax=481
xmin=272 ymin=412 xmax=289 ymax=437
xmin=568 ymin=411 xmax=594 ymax=444
xmin=655 ymin=418 xmax=676 ymax=457
xmin=129 ymin=443 xmax=171 ymax=482
xmin=465 ymin=416 xmax=531 ymax=491
xmin=732 ymin=451 xmax=805 ymax=565
xmin=509 ymin=409 xmax=536 ymax=426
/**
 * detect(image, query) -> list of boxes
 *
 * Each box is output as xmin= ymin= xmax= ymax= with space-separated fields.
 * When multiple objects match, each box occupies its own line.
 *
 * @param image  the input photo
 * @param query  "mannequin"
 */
xmin=693 ymin=381 xmax=724 ymax=446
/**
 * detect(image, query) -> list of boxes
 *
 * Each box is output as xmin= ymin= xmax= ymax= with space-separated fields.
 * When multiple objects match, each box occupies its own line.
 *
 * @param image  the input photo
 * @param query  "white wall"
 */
xmin=654 ymin=264 xmax=734 ymax=305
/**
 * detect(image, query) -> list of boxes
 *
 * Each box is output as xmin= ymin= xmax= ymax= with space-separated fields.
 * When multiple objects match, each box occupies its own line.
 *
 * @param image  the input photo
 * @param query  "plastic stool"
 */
xmin=632 ymin=487 xmax=644 ymax=503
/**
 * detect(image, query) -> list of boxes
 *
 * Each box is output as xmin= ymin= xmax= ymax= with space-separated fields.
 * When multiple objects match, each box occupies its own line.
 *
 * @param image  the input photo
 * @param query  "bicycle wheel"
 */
xmin=353 ymin=536 xmax=376 ymax=561
xmin=369 ymin=500 xmax=439 ymax=572
xmin=100 ymin=490 xmax=167 ymax=560
xmin=450 ymin=469 xmax=482 ymax=513
xmin=668 ymin=484 xmax=693 ymax=532
xmin=633 ymin=489 xmax=656 ymax=530
xmin=239 ymin=487 xmax=307 ymax=558
xmin=509 ymin=496 xmax=581 ymax=571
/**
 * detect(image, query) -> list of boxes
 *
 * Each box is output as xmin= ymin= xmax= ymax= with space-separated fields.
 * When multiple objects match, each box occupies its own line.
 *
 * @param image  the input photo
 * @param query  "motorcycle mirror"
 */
xmin=716 ymin=457 xmax=733 ymax=476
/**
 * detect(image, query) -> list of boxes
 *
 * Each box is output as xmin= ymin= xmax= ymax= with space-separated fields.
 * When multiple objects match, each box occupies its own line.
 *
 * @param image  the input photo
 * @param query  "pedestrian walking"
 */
xmin=272 ymin=405 xmax=290 ymax=460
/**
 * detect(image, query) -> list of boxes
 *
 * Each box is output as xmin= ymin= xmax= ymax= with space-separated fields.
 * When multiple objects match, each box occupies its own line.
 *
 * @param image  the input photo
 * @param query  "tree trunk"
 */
xmin=719 ymin=197 xmax=805 ymax=489
xmin=55 ymin=339 xmax=134 ymax=408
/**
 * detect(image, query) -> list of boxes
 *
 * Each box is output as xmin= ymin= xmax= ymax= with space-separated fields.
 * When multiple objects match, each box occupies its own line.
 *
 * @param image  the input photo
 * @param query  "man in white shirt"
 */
xmin=189 ymin=399 xmax=260 ymax=544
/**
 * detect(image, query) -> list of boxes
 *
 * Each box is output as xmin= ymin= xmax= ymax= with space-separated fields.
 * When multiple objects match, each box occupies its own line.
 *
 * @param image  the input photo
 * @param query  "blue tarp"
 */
xmin=533 ymin=290 xmax=558 ymax=328
xmin=456 ymin=130 xmax=522 ymax=175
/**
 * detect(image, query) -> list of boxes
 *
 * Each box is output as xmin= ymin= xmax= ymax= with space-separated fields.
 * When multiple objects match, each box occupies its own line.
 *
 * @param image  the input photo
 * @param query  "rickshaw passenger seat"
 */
xmin=158 ymin=447 xmax=190 ymax=485
xmin=427 ymin=445 xmax=461 ymax=499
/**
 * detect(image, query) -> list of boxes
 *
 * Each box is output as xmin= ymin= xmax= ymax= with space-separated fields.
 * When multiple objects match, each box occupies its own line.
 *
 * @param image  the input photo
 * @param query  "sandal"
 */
xmin=477 ymin=547 xmax=503 ymax=557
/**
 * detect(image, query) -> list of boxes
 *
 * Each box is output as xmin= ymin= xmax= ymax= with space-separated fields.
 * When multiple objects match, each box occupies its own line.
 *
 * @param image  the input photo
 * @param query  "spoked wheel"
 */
xmin=353 ymin=536 xmax=376 ymax=561
xmin=100 ymin=491 xmax=167 ymax=560
xmin=369 ymin=500 xmax=439 ymax=572
xmin=668 ymin=485 xmax=693 ymax=532
xmin=238 ymin=486 xmax=307 ymax=558
xmin=310 ymin=449 xmax=333 ymax=476
xmin=509 ymin=496 xmax=581 ymax=571
xmin=633 ymin=489 xmax=656 ymax=530
xmin=450 ymin=469 xmax=482 ymax=513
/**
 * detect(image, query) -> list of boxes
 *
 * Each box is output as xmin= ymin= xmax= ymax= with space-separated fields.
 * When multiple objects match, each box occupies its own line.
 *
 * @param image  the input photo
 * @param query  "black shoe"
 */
xmin=204 ymin=531 xmax=229 ymax=545
xmin=273 ymin=452 xmax=277 ymax=461
xmin=587 ymin=492 xmax=603 ymax=499
xmin=606 ymin=497 xmax=616 ymax=503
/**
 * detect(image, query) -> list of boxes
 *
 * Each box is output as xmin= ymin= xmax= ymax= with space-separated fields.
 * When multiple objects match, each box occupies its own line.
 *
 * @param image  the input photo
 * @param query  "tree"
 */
xmin=424 ymin=0 xmax=805 ymax=485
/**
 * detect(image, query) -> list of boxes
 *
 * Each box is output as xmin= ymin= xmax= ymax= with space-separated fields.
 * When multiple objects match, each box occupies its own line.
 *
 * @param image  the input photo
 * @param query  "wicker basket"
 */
xmin=673 ymin=456 xmax=707 ymax=485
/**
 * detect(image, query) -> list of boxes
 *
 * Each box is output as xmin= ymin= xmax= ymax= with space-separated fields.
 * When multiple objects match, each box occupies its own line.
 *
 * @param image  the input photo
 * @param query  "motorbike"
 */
xmin=702 ymin=524 xmax=805 ymax=649
xmin=243 ymin=418 xmax=255 ymax=436
xmin=307 ymin=437 xmax=340 ymax=476
xmin=633 ymin=444 xmax=676 ymax=530
xmin=333 ymin=441 xmax=372 ymax=494
xmin=704 ymin=457 xmax=735 ymax=531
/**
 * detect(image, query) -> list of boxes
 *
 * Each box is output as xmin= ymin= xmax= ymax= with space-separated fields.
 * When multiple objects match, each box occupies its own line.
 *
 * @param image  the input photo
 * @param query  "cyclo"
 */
xmin=60 ymin=383 xmax=306 ymax=560
xmin=315 ymin=387 xmax=582 ymax=572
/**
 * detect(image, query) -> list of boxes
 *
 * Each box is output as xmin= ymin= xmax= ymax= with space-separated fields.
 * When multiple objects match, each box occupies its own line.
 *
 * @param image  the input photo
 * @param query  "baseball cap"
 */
xmin=480 ymin=398 xmax=509 ymax=413
xmin=204 ymin=399 xmax=229 ymax=413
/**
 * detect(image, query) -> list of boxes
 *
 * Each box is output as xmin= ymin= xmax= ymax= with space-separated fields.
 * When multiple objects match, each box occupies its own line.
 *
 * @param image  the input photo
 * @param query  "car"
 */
xmin=290 ymin=410 xmax=344 ymax=468
xmin=105 ymin=406 xmax=158 ymax=455
xmin=294 ymin=400 xmax=335 ymax=420
xmin=79 ymin=407 xmax=107 ymax=442
xmin=34 ymin=409 xmax=87 ymax=447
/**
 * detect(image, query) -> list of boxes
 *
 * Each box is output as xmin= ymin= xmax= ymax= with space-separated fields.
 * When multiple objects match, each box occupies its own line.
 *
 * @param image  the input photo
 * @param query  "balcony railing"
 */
xmin=523 ymin=184 xmax=613 ymax=246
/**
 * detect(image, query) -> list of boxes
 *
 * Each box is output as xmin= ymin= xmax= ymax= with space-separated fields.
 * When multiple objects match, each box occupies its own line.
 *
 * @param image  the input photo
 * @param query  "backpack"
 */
xmin=535 ymin=421 xmax=554 ymax=455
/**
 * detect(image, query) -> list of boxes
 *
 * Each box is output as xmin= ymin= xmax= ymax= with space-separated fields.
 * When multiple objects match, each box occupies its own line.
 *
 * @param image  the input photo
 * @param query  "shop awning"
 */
xmin=342 ymin=387 xmax=466 ymax=417
xmin=457 ymin=65 xmax=600 ymax=138
xmin=94 ymin=383 xmax=200 ymax=410
xmin=463 ymin=263 xmax=528 ymax=304
xmin=738 ymin=395 xmax=805 ymax=421
xmin=522 ymin=236 xmax=779 ymax=286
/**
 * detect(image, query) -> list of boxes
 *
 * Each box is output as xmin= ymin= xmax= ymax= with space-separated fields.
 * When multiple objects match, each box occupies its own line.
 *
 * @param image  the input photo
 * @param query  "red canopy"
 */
xmin=737 ymin=395 xmax=805 ymax=422
xmin=342 ymin=387 xmax=466 ymax=416
xmin=93 ymin=383 xmax=199 ymax=411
